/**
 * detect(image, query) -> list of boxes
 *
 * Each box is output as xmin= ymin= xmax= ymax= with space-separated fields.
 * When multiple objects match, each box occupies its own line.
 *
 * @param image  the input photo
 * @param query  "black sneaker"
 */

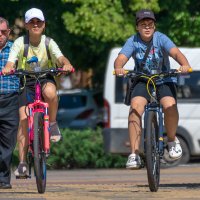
xmin=14 ymin=162 xmax=28 ymax=177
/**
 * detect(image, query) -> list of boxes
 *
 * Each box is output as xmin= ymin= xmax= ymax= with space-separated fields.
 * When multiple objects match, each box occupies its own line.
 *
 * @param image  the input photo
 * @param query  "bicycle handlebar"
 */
xmin=113 ymin=68 xmax=193 ymax=78
xmin=0 ymin=67 xmax=75 ymax=77
xmin=114 ymin=68 xmax=192 ymax=100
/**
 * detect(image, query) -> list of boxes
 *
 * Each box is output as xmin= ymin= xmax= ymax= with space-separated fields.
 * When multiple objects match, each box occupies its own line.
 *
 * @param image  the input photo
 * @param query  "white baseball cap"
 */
xmin=25 ymin=8 xmax=45 ymax=23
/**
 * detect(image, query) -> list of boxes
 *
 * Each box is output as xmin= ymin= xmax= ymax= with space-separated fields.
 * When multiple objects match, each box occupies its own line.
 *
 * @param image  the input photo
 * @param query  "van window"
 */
xmin=115 ymin=71 xmax=200 ymax=103
xmin=115 ymin=77 xmax=127 ymax=103
xmin=177 ymin=71 xmax=200 ymax=100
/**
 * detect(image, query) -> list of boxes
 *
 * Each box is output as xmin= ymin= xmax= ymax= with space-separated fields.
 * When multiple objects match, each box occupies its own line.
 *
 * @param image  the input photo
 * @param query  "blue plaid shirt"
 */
xmin=0 ymin=41 xmax=19 ymax=94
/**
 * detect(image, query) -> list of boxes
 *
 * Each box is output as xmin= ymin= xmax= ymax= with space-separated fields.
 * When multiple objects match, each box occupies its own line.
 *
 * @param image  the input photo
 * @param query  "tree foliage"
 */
xmin=62 ymin=0 xmax=160 ymax=42
xmin=2 ymin=0 xmax=200 ymax=87
xmin=158 ymin=0 xmax=200 ymax=46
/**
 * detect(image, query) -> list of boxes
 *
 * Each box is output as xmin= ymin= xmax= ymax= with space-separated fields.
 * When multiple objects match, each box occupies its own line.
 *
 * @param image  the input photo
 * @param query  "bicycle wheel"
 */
xmin=33 ymin=112 xmax=46 ymax=194
xmin=145 ymin=111 xmax=160 ymax=192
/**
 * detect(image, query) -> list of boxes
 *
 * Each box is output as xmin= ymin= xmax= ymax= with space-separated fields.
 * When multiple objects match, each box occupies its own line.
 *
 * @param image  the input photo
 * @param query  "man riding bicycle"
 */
xmin=2 ymin=8 xmax=74 ymax=176
xmin=114 ymin=9 xmax=192 ymax=169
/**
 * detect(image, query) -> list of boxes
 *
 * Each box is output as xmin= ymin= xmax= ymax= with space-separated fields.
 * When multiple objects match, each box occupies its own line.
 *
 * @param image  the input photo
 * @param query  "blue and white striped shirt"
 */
xmin=0 ymin=41 xmax=19 ymax=94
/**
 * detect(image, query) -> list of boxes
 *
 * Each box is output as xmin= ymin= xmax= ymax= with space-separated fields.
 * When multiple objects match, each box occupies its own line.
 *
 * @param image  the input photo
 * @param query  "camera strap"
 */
xmin=141 ymin=39 xmax=153 ymax=67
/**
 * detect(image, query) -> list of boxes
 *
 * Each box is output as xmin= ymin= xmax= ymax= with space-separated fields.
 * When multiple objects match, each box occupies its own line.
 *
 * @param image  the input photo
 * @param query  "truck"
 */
xmin=103 ymin=47 xmax=200 ymax=167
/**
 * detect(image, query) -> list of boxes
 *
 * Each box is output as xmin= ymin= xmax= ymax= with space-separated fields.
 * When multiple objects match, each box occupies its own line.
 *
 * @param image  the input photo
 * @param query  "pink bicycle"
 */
xmin=1 ymin=56 xmax=74 ymax=193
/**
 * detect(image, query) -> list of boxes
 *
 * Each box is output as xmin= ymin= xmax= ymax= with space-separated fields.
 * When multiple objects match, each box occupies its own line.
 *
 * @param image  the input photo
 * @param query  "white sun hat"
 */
xmin=25 ymin=8 xmax=45 ymax=23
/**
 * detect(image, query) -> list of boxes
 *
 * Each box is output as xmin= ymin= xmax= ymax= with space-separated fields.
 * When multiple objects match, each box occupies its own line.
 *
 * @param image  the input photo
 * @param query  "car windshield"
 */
xmin=58 ymin=94 xmax=87 ymax=109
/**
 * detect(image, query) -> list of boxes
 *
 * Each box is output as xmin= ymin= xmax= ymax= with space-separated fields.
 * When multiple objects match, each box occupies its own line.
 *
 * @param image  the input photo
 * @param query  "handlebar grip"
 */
xmin=0 ymin=69 xmax=15 ymax=76
xmin=188 ymin=68 xmax=193 ymax=73
xmin=113 ymin=70 xmax=129 ymax=75
xmin=71 ymin=68 xmax=75 ymax=73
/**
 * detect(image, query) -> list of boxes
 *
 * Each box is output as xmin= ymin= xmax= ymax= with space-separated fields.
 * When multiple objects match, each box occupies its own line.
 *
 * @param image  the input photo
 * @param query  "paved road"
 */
xmin=1 ymin=164 xmax=200 ymax=200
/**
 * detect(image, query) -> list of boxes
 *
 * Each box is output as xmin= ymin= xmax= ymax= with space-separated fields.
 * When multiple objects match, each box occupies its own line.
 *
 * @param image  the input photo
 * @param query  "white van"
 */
xmin=103 ymin=47 xmax=200 ymax=166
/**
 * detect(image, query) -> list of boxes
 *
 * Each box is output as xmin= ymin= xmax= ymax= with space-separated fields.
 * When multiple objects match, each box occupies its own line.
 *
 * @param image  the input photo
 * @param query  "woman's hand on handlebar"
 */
xmin=62 ymin=63 xmax=74 ymax=73
xmin=2 ymin=63 xmax=15 ymax=75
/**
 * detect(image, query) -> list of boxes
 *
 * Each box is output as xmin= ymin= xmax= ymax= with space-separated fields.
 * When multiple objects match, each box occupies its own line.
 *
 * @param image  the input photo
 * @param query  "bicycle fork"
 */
xmin=158 ymin=106 xmax=164 ymax=157
xmin=144 ymin=105 xmax=164 ymax=157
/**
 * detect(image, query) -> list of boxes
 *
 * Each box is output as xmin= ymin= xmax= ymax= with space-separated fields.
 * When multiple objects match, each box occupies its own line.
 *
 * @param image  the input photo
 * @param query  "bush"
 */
xmin=12 ymin=128 xmax=126 ymax=169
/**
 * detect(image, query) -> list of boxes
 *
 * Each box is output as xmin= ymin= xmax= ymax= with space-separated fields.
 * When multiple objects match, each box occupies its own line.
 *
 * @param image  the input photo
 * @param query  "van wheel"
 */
xmin=161 ymin=136 xmax=190 ymax=168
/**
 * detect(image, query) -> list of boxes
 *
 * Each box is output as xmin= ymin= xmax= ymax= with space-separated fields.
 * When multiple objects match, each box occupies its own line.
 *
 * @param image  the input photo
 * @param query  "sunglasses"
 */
xmin=138 ymin=22 xmax=155 ymax=29
xmin=28 ymin=20 xmax=44 ymax=25
xmin=0 ymin=29 xmax=9 ymax=34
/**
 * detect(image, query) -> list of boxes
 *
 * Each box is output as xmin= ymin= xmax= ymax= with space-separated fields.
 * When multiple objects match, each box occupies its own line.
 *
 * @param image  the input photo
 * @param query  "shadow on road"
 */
xmin=138 ymin=183 xmax=200 ymax=189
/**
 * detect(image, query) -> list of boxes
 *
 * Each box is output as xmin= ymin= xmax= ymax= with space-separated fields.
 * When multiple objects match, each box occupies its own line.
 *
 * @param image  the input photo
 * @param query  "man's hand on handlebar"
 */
xmin=178 ymin=65 xmax=192 ymax=73
xmin=114 ymin=67 xmax=126 ymax=76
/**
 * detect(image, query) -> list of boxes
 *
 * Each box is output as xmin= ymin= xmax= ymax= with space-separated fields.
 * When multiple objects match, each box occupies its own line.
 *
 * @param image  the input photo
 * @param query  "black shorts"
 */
xmin=131 ymin=81 xmax=177 ymax=102
xmin=19 ymin=75 xmax=56 ymax=107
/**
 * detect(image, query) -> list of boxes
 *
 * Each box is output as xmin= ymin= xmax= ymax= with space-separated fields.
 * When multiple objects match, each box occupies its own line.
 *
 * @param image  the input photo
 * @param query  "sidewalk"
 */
xmin=0 ymin=165 xmax=200 ymax=200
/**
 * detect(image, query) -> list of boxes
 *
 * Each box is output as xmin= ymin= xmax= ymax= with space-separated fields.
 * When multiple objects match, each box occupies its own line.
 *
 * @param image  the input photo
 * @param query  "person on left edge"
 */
xmin=0 ymin=17 xmax=19 ymax=189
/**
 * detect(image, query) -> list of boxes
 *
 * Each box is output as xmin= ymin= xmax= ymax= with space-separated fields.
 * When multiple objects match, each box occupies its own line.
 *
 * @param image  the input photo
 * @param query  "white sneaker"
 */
xmin=168 ymin=137 xmax=182 ymax=160
xmin=126 ymin=153 xmax=142 ymax=169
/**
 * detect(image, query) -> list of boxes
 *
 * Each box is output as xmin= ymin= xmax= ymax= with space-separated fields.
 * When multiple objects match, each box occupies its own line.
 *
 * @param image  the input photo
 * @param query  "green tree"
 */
xmin=62 ymin=0 xmax=160 ymax=42
xmin=2 ymin=0 xmax=200 ymax=87
xmin=61 ymin=0 xmax=159 ymax=86
xmin=158 ymin=0 xmax=200 ymax=46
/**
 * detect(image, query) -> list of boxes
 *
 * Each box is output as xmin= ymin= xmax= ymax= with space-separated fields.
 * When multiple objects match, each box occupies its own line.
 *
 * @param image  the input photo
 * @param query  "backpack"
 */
xmin=21 ymin=35 xmax=53 ymax=69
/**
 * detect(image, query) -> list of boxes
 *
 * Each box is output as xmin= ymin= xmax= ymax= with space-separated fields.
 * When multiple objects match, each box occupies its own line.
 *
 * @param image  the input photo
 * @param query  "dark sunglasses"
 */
xmin=0 ymin=29 xmax=9 ymax=34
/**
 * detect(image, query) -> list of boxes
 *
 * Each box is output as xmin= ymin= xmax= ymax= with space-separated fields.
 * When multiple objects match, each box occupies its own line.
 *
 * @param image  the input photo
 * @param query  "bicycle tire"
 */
xmin=145 ymin=111 xmax=160 ymax=192
xmin=33 ymin=112 xmax=46 ymax=194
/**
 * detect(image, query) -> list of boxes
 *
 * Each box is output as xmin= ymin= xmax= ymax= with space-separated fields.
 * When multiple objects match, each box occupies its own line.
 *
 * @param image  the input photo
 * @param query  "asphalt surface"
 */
xmin=1 ymin=164 xmax=200 ymax=200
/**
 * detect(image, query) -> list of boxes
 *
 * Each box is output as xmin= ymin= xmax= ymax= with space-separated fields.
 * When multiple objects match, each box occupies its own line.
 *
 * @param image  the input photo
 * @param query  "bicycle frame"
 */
xmin=0 ymin=57 xmax=75 ymax=193
xmin=141 ymin=80 xmax=164 ymax=192
xmin=121 ymin=69 xmax=182 ymax=192
xmin=24 ymin=67 xmax=74 ymax=193
xmin=28 ymin=78 xmax=50 ymax=158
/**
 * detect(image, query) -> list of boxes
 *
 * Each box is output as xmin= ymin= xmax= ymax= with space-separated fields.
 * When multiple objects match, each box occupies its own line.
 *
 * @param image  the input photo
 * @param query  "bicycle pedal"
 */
xmin=46 ymin=153 xmax=50 ymax=158
xmin=16 ymin=175 xmax=31 ymax=179
xmin=141 ymin=164 xmax=145 ymax=168
xmin=160 ymin=158 xmax=167 ymax=164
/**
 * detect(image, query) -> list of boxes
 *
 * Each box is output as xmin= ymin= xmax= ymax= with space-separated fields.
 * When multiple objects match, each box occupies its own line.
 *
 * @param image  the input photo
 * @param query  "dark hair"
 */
xmin=0 ymin=17 xmax=9 ymax=28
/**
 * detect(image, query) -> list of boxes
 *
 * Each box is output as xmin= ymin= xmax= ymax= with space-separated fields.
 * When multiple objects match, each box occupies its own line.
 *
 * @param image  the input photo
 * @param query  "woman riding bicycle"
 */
xmin=2 ymin=8 xmax=74 ymax=176
xmin=114 ymin=9 xmax=192 ymax=169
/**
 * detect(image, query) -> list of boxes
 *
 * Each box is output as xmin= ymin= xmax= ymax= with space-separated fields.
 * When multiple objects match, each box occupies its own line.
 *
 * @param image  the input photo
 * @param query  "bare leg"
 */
xmin=18 ymin=106 xmax=29 ymax=162
xmin=42 ymin=82 xmax=61 ymax=142
xmin=160 ymin=96 xmax=179 ymax=142
xmin=128 ymin=96 xmax=148 ymax=154
xmin=42 ymin=82 xmax=58 ymax=123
